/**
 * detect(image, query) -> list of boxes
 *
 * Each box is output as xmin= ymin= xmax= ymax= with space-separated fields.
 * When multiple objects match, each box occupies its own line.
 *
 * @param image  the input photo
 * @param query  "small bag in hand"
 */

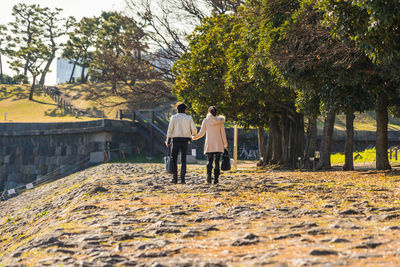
xmin=221 ymin=149 xmax=231 ymax=171
xmin=164 ymin=147 xmax=173 ymax=174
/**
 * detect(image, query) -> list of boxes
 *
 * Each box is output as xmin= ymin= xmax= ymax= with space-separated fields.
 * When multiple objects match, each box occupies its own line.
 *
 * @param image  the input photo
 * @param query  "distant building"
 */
xmin=56 ymin=58 xmax=88 ymax=84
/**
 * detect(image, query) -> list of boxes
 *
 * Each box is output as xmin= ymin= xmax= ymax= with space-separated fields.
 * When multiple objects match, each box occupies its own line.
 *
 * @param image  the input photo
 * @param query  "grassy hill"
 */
xmin=0 ymin=82 xmax=176 ymax=122
xmin=0 ymin=85 xmax=93 ymax=122
xmin=327 ymin=111 xmax=400 ymax=131
xmin=57 ymin=81 xmax=176 ymax=119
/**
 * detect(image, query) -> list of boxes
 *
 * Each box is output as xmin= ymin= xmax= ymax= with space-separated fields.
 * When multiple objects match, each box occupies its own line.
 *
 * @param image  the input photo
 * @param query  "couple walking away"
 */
xmin=166 ymin=104 xmax=228 ymax=184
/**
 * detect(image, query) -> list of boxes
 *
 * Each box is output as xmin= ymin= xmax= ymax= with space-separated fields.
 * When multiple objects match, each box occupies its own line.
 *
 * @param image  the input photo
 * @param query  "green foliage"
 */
xmin=0 ymin=74 xmax=29 ymax=84
xmin=173 ymin=15 xmax=237 ymax=122
xmin=173 ymin=12 xmax=293 ymax=128
xmin=5 ymin=3 xmax=47 ymax=80
xmin=37 ymin=211 xmax=48 ymax=218
xmin=267 ymin=1 xmax=376 ymax=116
xmin=224 ymin=7 xmax=289 ymax=128
xmin=1 ymin=4 xmax=74 ymax=97
xmin=317 ymin=0 xmax=400 ymax=66
xmin=37 ymin=7 xmax=75 ymax=87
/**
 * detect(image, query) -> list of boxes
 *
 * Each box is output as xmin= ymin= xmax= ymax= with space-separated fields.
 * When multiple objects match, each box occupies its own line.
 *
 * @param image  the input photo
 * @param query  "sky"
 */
xmin=0 ymin=0 xmax=126 ymax=85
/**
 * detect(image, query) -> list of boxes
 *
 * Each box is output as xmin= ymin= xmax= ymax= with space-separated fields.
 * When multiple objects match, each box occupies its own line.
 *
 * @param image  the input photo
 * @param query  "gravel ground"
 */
xmin=1 ymin=162 xmax=400 ymax=266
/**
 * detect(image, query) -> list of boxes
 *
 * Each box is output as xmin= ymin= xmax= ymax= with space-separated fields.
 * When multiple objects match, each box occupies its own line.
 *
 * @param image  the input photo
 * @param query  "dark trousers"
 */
xmin=171 ymin=140 xmax=189 ymax=178
xmin=207 ymin=152 xmax=221 ymax=176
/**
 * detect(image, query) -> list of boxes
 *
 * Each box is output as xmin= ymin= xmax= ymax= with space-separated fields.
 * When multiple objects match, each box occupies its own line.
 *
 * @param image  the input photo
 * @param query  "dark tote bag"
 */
xmin=164 ymin=147 xmax=173 ymax=174
xmin=221 ymin=149 xmax=231 ymax=171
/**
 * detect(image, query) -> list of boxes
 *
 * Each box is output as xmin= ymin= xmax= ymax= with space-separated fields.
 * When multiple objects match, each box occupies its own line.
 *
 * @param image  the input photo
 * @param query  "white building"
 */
xmin=56 ymin=58 xmax=88 ymax=84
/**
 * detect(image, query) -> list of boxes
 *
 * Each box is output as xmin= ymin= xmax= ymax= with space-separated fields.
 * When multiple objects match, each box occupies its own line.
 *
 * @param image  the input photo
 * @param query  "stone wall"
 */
xmin=325 ymin=129 xmax=400 ymax=152
xmin=0 ymin=120 xmax=143 ymax=191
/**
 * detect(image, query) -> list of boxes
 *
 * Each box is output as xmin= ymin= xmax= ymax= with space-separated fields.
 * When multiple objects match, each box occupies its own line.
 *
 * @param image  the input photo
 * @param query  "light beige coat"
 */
xmin=193 ymin=113 xmax=228 ymax=154
xmin=166 ymin=113 xmax=197 ymax=142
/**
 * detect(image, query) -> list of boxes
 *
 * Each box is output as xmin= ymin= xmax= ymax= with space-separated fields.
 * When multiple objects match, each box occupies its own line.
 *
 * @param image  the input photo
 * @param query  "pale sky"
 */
xmin=0 ymin=0 xmax=125 ymax=85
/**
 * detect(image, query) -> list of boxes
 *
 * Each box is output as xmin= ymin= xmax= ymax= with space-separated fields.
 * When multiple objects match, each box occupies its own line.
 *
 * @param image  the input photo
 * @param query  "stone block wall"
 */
xmin=0 ymin=120 xmax=144 ymax=191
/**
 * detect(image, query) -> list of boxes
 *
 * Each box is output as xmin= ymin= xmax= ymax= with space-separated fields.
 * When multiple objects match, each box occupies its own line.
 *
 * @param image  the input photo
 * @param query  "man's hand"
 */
xmin=165 ymin=142 xmax=169 ymax=148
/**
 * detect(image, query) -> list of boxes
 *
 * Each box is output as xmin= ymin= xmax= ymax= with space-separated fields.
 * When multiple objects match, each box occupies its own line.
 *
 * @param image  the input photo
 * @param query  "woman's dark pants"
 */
xmin=207 ymin=152 xmax=221 ymax=184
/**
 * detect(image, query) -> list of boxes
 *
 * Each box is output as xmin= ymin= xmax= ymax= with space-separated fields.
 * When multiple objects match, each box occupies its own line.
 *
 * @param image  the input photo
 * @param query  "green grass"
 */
xmin=0 ymin=85 xmax=94 ymax=122
xmin=331 ymin=147 xmax=400 ymax=164
xmin=37 ymin=211 xmax=48 ymax=218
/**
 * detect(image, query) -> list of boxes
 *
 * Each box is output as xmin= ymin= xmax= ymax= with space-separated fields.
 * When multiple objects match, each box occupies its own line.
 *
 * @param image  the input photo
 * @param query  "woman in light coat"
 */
xmin=192 ymin=106 xmax=228 ymax=184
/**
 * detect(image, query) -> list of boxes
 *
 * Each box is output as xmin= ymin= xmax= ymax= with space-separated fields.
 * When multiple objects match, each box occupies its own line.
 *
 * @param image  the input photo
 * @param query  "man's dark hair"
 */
xmin=177 ymin=103 xmax=187 ymax=113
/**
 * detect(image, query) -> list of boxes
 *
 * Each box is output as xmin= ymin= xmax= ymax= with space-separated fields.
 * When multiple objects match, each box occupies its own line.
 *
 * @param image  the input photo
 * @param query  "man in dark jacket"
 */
xmin=166 ymin=103 xmax=197 ymax=184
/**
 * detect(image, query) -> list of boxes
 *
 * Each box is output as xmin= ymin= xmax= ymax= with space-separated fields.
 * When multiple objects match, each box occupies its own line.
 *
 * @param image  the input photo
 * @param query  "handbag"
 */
xmin=164 ymin=147 xmax=173 ymax=174
xmin=221 ymin=149 xmax=231 ymax=171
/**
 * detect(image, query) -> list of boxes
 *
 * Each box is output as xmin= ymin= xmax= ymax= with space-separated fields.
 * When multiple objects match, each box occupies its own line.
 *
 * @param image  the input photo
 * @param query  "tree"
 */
xmin=0 ymin=25 xmax=6 ymax=83
xmin=126 ymin=0 xmax=244 ymax=79
xmin=62 ymin=16 xmax=99 ymax=83
xmin=12 ymin=40 xmax=48 ymax=100
xmin=173 ymin=15 xmax=236 ymax=121
xmin=173 ymin=12 xmax=304 ymax=168
xmin=38 ymin=7 xmax=74 ymax=87
xmin=268 ymin=1 xmax=376 ymax=170
xmin=5 ymin=4 xmax=49 ymax=100
xmin=90 ymin=12 xmax=152 ymax=93
xmin=316 ymin=0 xmax=400 ymax=170
xmin=6 ymin=4 xmax=43 ymax=77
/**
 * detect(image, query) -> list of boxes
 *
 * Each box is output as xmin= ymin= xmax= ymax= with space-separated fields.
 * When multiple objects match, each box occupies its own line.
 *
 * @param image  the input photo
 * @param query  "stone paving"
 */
xmin=1 ymin=163 xmax=400 ymax=266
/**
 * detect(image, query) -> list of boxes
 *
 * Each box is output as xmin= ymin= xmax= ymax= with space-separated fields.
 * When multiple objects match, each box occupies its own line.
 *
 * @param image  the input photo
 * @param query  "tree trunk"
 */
xmin=270 ymin=115 xmax=282 ymax=164
xmin=0 ymin=54 xmax=3 ymax=83
xmin=305 ymin=115 xmax=317 ymax=169
xmin=281 ymin=111 xmax=290 ymax=167
xmin=39 ymin=55 xmax=55 ymax=88
xmin=29 ymin=76 xmax=36 ymax=100
xmin=81 ymin=66 xmax=86 ymax=83
xmin=24 ymin=22 xmax=32 ymax=76
xmin=293 ymin=113 xmax=305 ymax=169
xmin=265 ymin=128 xmax=272 ymax=163
xmin=318 ymin=110 xmax=336 ymax=170
xmin=376 ymin=90 xmax=391 ymax=170
xmin=343 ymin=107 xmax=355 ymax=170
xmin=257 ymin=126 xmax=267 ymax=165
xmin=69 ymin=60 xmax=77 ymax=83
xmin=112 ymin=80 xmax=117 ymax=94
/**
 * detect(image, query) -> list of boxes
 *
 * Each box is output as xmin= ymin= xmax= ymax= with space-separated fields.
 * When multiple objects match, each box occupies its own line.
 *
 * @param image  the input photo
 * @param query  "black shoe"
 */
xmin=214 ymin=169 xmax=220 ymax=184
xmin=180 ymin=176 xmax=186 ymax=184
xmin=171 ymin=174 xmax=178 ymax=184
xmin=207 ymin=174 xmax=212 ymax=184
